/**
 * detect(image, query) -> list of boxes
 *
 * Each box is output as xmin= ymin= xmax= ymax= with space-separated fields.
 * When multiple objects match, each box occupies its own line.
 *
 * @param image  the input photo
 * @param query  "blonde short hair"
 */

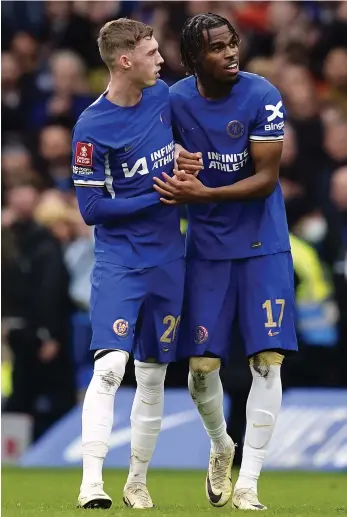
xmin=97 ymin=18 xmax=153 ymax=70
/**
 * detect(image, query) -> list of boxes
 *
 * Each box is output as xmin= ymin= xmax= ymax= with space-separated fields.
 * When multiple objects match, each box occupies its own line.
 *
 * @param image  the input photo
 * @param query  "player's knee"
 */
xmin=249 ymin=351 xmax=284 ymax=378
xmin=188 ymin=358 xmax=220 ymax=398
xmin=93 ymin=349 xmax=129 ymax=394
xmin=135 ymin=360 xmax=167 ymax=387
xmin=135 ymin=361 xmax=167 ymax=403
xmin=189 ymin=356 xmax=221 ymax=375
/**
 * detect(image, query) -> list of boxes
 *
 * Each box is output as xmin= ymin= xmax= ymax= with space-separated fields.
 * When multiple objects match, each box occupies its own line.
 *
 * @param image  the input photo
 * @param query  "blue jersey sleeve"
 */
xmin=71 ymin=120 xmax=160 ymax=226
xmin=72 ymin=123 xmax=107 ymax=187
xmin=249 ymin=85 xmax=285 ymax=143
xmin=75 ymin=186 xmax=161 ymax=226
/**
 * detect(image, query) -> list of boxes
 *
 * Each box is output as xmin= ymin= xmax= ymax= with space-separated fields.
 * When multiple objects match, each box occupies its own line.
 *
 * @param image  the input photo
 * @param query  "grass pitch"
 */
xmin=2 ymin=468 xmax=346 ymax=517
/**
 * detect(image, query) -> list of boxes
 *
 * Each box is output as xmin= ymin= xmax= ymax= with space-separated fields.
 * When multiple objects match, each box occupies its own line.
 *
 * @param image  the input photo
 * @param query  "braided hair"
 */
xmin=180 ymin=13 xmax=240 ymax=76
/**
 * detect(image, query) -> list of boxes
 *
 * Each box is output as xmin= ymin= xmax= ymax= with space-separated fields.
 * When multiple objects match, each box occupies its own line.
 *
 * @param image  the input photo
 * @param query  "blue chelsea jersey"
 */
xmin=72 ymin=80 xmax=184 ymax=268
xmin=170 ymin=72 xmax=290 ymax=260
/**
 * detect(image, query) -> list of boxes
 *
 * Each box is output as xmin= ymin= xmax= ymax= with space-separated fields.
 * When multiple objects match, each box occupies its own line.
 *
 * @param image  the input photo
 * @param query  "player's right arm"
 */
xmin=72 ymin=126 xmax=160 ymax=226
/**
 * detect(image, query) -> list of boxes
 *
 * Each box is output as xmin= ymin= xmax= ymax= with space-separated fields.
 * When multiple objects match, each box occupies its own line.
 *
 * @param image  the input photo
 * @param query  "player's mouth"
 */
xmin=223 ymin=61 xmax=239 ymax=75
xmin=155 ymin=68 xmax=161 ymax=78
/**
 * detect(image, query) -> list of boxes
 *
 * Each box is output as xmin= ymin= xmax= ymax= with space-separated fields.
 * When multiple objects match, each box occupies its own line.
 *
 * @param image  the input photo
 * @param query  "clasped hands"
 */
xmin=153 ymin=150 xmax=209 ymax=204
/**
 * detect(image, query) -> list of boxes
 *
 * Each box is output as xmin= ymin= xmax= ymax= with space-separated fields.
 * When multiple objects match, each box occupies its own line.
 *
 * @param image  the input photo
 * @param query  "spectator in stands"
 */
xmin=30 ymin=50 xmax=94 ymax=130
xmin=1 ymin=145 xmax=42 ymax=193
xmin=10 ymin=31 xmax=39 ymax=77
xmin=37 ymin=124 xmax=72 ymax=191
xmin=279 ymin=123 xmax=316 ymax=228
xmin=34 ymin=191 xmax=94 ymax=311
xmin=324 ymin=121 xmax=347 ymax=169
xmin=35 ymin=192 xmax=95 ymax=390
xmin=1 ymin=52 xmax=29 ymax=141
xmin=2 ymin=183 xmax=75 ymax=440
xmin=322 ymin=48 xmax=347 ymax=117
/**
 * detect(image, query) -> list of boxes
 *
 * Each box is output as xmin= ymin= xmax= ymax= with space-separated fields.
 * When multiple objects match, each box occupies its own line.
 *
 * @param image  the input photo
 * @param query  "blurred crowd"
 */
xmin=1 ymin=1 xmax=347 ymax=442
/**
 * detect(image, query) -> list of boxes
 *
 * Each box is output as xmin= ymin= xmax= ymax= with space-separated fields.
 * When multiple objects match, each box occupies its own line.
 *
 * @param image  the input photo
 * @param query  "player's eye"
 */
xmin=212 ymin=46 xmax=223 ymax=53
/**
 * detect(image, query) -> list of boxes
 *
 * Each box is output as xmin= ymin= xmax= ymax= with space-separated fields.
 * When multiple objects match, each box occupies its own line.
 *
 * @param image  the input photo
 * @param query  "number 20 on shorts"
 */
xmin=262 ymin=299 xmax=285 ymax=328
xmin=160 ymin=315 xmax=181 ymax=343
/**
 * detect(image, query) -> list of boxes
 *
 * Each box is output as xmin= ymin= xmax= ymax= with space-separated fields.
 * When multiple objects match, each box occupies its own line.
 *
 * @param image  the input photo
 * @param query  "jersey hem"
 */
xmin=186 ymin=248 xmax=291 ymax=261
xmin=94 ymin=252 xmax=185 ymax=269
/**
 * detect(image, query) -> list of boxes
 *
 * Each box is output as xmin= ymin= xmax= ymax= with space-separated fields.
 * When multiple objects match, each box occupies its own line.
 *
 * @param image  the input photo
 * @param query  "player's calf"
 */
xmin=234 ymin=351 xmax=284 ymax=509
xmin=189 ymin=356 xmax=235 ymax=506
xmin=79 ymin=349 xmax=129 ymax=508
xmin=125 ymin=361 xmax=167 ymax=507
xmin=188 ymin=357 xmax=231 ymax=453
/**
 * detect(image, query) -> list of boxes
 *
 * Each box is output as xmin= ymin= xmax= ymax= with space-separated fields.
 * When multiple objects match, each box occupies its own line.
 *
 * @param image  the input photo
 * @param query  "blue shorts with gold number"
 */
xmin=178 ymin=252 xmax=298 ymax=363
xmin=90 ymin=258 xmax=185 ymax=363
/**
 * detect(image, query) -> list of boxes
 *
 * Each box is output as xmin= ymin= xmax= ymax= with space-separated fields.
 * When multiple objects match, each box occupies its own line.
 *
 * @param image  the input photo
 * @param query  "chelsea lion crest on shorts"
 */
xmin=194 ymin=325 xmax=208 ymax=344
xmin=113 ymin=319 xmax=129 ymax=337
xmin=227 ymin=120 xmax=244 ymax=138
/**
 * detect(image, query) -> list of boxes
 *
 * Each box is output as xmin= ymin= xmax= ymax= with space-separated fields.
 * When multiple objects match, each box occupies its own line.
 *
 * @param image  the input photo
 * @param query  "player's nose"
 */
xmin=157 ymin=52 xmax=164 ymax=65
xmin=224 ymin=45 xmax=238 ymax=60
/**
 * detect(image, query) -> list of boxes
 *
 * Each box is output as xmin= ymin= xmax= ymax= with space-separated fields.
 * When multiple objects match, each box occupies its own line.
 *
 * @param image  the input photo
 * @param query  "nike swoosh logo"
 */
xmin=252 ymin=423 xmax=272 ymax=428
xmin=206 ymin=474 xmax=222 ymax=504
xmin=123 ymin=497 xmax=134 ymax=508
xmin=182 ymin=126 xmax=200 ymax=132
xmin=268 ymin=330 xmax=280 ymax=336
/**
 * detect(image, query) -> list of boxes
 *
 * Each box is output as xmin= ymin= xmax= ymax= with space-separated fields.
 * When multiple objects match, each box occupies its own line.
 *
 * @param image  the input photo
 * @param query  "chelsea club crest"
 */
xmin=113 ymin=319 xmax=129 ymax=337
xmin=227 ymin=120 xmax=244 ymax=138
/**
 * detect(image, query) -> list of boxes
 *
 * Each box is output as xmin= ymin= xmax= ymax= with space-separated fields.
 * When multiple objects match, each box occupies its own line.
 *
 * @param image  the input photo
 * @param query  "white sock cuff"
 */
xmin=134 ymin=360 xmax=168 ymax=370
xmin=189 ymin=365 xmax=220 ymax=376
xmin=94 ymin=349 xmax=128 ymax=371
xmin=134 ymin=361 xmax=167 ymax=404
xmin=95 ymin=348 xmax=129 ymax=361
xmin=135 ymin=361 xmax=167 ymax=384
xmin=250 ymin=363 xmax=281 ymax=379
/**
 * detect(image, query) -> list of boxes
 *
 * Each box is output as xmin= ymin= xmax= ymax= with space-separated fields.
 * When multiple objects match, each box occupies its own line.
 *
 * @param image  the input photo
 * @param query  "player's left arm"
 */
xmin=201 ymin=85 xmax=285 ymax=201
xmin=154 ymin=85 xmax=285 ymax=204
xmin=211 ymin=139 xmax=282 ymax=200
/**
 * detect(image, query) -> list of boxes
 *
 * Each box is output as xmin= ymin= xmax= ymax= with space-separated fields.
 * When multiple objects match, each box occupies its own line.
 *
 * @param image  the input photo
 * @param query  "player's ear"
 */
xmin=119 ymin=54 xmax=131 ymax=70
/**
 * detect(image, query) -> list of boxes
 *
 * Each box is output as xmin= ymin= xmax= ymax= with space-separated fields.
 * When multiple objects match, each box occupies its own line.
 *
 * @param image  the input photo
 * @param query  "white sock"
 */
xmin=81 ymin=350 xmax=128 ymax=488
xmin=126 ymin=361 xmax=167 ymax=486
xmin=235 ymin=362 xmax=282 ymax=493
xmin=188 ymin=367 xmax=232 ymax=453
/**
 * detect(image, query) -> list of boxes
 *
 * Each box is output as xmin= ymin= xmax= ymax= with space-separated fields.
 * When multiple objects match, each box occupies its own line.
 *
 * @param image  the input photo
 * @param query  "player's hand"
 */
xmin=177 ymin=150 xmax=203 ymax=175
xmin=153 ymin=170 xmax=210 ymax=204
